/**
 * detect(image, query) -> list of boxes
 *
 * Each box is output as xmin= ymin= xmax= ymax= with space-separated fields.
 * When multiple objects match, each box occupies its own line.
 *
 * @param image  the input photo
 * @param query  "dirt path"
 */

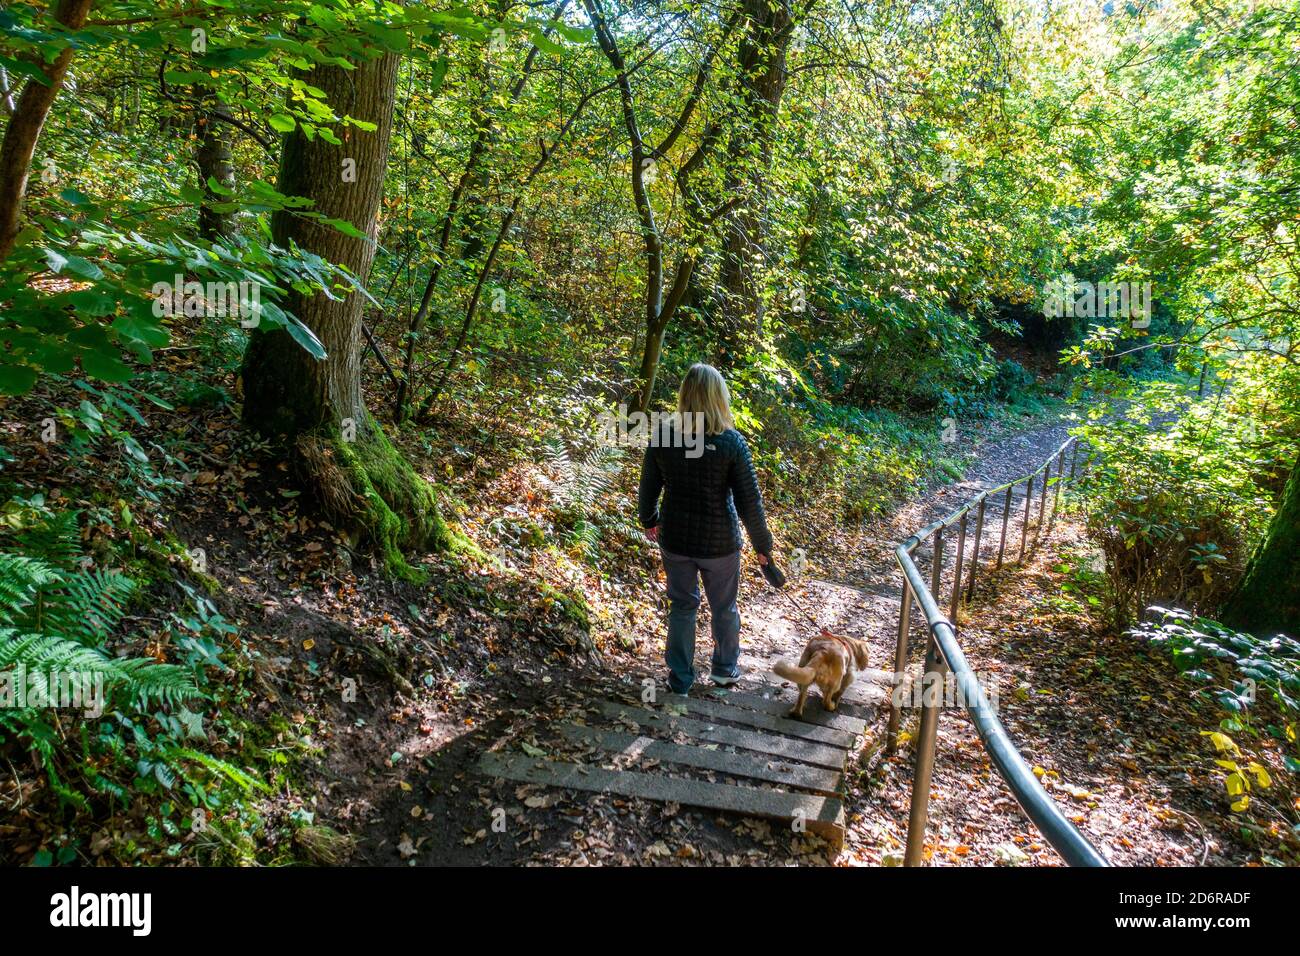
xmin=200 ymin=397 xmax=1281 ymax=869
xmin=339 ymin=414 xmax=1081 ymax=867
xmin=444 ymin=416 xmax=1077 ymax=865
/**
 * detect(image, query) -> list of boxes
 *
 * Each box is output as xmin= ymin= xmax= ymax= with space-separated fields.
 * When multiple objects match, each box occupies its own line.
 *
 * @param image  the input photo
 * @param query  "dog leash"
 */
xmin=773 ymin=580 xmax=861 ymax=662
xmin=758 ymin=559 xmax=827 ymax=634
xmin=776 ymin=586 xmax=824 ymax=633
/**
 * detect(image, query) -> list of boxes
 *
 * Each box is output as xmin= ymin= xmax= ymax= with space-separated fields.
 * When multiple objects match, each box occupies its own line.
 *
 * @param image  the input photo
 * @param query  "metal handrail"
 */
xmin=885 ymin=436 xmax=1109 ymax=867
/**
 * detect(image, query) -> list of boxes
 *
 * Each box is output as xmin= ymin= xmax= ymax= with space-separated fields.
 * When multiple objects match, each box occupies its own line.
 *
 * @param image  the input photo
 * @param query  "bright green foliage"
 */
xmin=1075 ymin=365 xmax=1298 ymax=625
xmin=1132 ymin=607 xmax=1298 ymax=834
xmin=0 ymin=504 xmax=267 ymax=854
xmin=1134 ymin=607 xmax=1300 ymax=722
xmin=2 ymin=0 xmax=1300 ymax=865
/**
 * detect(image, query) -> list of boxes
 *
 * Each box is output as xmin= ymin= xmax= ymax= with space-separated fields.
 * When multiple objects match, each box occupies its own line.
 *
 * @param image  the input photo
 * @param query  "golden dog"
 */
xmin=773 ymin=629 xmax=869 ymax=719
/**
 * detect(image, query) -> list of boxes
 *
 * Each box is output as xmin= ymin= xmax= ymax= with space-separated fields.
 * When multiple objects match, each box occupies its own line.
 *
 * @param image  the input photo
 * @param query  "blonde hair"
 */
xmin=676 ymin=363 xmax=735 ymax=436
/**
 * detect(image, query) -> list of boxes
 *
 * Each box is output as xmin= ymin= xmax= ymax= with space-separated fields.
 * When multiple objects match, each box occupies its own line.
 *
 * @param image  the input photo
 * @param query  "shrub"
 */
xmin=1131 ymin=607 xmax=1298 ymax=841
xmin=1075 ymin=394 xmax=1283 ymax=626
xmin=990 ymin=358 xmax=1037 ymax=401
xmin=0 ymin=503 xmax=265 ymax=861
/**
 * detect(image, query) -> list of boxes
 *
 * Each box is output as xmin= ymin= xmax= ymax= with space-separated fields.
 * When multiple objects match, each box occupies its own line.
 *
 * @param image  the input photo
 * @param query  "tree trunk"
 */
xmin=716 ymin=0 xmax=796 ymax=366
xmin=195 ymin=99 xmax=237 ymax=241
xmin=0 ymin=0 xmax=95 ymax=261
xmin=1221 ymin=455 xmax=1300 ymax=635
xmin=635 ymin=315 xmax=671 ymax=414
xmin=240 ymin=44 xmax=453 ymax=577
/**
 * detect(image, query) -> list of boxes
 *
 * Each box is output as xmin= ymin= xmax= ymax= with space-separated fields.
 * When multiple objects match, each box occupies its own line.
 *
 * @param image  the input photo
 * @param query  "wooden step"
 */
xmin=593 ymin=700 xmax=848 ymax=771
xmin=697 ymin=687 xmax=869 ymax=735
xmin=735 ymin=665 xmax=884 ymax=718
xmin=672 ymin=694 xmax=858 ymax=748
xmin=558 ymin=723 xmax=842 ymax=796
xmin=479 ymin=751 xmax=845 ymax=850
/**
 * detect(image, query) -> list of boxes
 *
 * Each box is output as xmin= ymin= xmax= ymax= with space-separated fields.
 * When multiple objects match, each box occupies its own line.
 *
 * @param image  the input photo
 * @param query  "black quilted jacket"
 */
xmin=638 ymin=428 xmax=773 ymax=558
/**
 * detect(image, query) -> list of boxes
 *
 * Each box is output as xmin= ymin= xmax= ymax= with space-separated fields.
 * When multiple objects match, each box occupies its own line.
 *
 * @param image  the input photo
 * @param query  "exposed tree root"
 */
xmin=293 ymin=417 xmax=468 ymax=582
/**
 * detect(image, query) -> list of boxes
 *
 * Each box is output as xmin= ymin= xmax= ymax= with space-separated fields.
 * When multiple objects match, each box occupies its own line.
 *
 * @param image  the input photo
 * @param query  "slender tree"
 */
xmin=583 ymin=0 xmax=740 ymax=412
xmin=0 ymin=0 xmax=95 ymax=260
xmin=194 ymin=99 xmax=237 ymax=241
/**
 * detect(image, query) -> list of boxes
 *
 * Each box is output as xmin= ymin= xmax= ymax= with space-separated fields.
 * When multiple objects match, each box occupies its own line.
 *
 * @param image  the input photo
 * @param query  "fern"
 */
xmin=170 ymin=747 xmax=269 ymax=794
xmin=542 ymin=438 xmax=623 ymax=514
xmin=0 ymin=489 xmax=243 ymax=837
xmin=0 ymin=629 xmax=202 ymax=711
xmin=0 ymin=535 xmax=202 ymax=728
xmin=37 ymin=567 xmax=137 ymax=644
xmin=0 ymin=627 xmax=132 ymax=674
xmin=0 ymin=553 xmax=61 ymax=620
xmin=10 ymin=510 xmax=83 ymax=572
xmin=114 ymin=658 xmax=204 ymax=708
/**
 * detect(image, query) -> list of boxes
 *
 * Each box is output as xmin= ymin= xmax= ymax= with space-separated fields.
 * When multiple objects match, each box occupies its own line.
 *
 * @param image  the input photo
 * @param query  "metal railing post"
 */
xmin=930 ymin=525 xmax=944 ymax=597
xmin=1018 ymin=474 xmax=1034 ymax=563
xmin=1035 ymin=466 xmax=1050 ymax=548
xmin=1050 ymin=449 xmax=1066 ymax=529
xmin=966 ymin=496 xmax=986 ymax=602
xmin=996 ymin=485 xmax=1012 ymax=571
xmin=949 ymin=511 xmax=968 ymax=621
xmin=885 ymin=580 xmax=913 ymax=754
xmin=904 ymin=632 xmax=946 ymax=866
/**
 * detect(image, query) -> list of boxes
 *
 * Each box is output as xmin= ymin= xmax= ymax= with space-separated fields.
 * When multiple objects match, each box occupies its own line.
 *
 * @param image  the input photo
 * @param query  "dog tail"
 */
xmin=773 ymin=659 xmax=816 ymax=685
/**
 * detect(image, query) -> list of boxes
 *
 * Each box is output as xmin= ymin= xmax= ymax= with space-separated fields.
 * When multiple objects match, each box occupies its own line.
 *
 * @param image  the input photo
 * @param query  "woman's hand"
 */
xmin=757 ymin=552 xmax=769 ymax=565
xmin=644 ymin=526 xmax=659 ymax=543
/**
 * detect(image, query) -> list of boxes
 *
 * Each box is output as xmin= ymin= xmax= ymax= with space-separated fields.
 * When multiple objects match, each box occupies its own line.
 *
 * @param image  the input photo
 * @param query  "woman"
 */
xmin=638 ymin=363 xmax=774 ymax=694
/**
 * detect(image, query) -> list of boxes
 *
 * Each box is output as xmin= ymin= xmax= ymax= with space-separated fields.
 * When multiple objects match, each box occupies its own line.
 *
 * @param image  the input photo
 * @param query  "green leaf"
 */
xmin=80 ymin=350 xmax=133 ymax=383
xmin=0 ymin=365 xmax=39 ymax=395
xmin=58 ymin=188 xmax=91 ymax=206
xmin=285 ymin=319 xmax=327 ymax=361
xmin=61 ymin=255 xmax=103 ymax=280
xmin=205 ymin=176 xmax=235 ymax=197
xmin=0 ymin=54 xmax=51 ymax=86
xmin=199 ymin=46 xmax=271 ymax=68
xmin=42 ymin=247 xmax=102 ymax=280
xmin=42 ymin=247 xmax=67 ymax=273
xmin=320 ymin=217 xmax=366 ymax=239
xmin=112 ymin=313 xmax=170 ymax=349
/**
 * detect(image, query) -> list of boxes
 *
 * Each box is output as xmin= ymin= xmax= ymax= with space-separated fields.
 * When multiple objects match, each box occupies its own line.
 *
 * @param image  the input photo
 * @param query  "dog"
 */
xmin=773 ymin=629 xmax=869 ymax=719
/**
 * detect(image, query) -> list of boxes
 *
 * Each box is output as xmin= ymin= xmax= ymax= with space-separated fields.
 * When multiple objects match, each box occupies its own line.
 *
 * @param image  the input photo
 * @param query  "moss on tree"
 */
xmin=296 ymin=417 xmax=467 ymax=582
xmin=538 ymin=580 xmax=590 ymax=630
xmin=1222 ymin=456 xmax=1300 ymax=635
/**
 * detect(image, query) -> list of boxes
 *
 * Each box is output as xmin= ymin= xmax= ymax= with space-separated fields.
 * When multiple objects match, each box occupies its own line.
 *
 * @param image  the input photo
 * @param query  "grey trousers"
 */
xmin=660 ymin=548 xmax=741 ymax=693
